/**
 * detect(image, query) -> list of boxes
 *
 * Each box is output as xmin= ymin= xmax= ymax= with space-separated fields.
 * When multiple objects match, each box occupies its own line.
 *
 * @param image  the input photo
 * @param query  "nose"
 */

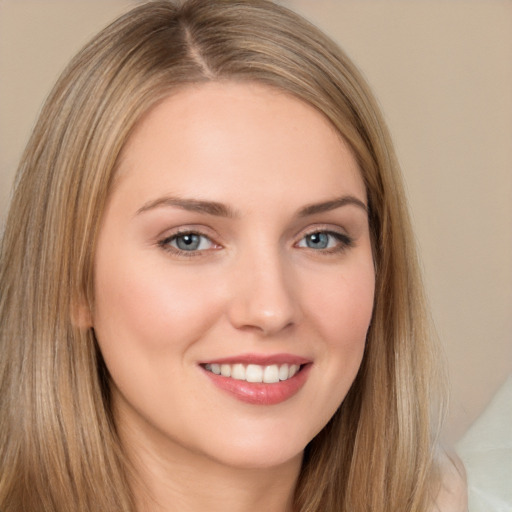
xmin=226 ymin=247 xmax=300 ymax=336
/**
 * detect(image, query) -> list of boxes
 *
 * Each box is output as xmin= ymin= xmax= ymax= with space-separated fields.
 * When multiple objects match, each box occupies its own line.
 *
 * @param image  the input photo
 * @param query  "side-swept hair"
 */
xmin=0 ymin=1 xmax=445 ymax=510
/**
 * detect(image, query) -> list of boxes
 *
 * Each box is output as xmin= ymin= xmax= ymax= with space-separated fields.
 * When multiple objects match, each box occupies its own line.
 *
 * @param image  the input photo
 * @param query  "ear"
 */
xmin=71 ymin=296 xmax=93 ymax=329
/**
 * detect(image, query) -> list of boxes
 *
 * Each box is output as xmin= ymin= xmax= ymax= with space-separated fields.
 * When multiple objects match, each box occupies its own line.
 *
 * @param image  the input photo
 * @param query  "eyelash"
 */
xmin=158 ymin=229 xmax=218 ymax=258
xmin=296 ymin=229 xmax=354 ymax=254
xmin=158 ymin=228 xmax=354 ymax=257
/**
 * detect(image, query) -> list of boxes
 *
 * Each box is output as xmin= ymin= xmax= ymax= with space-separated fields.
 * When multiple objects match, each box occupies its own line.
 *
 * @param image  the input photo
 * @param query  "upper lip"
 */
xmin=200 ymin=353 xmax=311 ymax=366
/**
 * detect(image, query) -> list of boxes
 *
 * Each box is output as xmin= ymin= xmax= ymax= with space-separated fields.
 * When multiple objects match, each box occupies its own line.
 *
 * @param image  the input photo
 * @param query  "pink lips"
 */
xmin=200 ymin=353 xmax=312 ymax=406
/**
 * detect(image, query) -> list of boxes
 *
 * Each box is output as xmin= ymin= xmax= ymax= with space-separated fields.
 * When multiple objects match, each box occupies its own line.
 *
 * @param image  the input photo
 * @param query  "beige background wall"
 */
xmin=1 ymin=0 xmax=511 ymax=445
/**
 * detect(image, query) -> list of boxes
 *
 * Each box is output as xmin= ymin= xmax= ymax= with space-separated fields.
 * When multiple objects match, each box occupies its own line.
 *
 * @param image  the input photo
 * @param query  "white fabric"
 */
xmin=456 ymin=375 xmax=512 ymax=512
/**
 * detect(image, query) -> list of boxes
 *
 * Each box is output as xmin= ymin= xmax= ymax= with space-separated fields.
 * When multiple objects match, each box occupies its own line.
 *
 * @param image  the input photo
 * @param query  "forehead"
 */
xmin=114 ymin=81 xmax=366 ymax=208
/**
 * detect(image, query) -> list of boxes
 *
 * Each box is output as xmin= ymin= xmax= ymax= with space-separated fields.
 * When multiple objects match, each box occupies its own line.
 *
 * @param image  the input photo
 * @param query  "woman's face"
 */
xmin=90 ymin=82 xmax=375 ymax=470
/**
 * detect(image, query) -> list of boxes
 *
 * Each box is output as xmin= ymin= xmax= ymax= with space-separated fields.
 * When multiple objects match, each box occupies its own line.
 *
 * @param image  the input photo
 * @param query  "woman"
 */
xmin=0 ymin=1 xmax=466 ymax=511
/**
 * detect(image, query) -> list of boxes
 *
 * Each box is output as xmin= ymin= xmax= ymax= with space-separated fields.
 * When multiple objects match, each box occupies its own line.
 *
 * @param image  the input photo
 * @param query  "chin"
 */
xmin=190 ymin=420 xmax=317 ymax=471
xmin=206 ymin=442 xmax=305 ymax=471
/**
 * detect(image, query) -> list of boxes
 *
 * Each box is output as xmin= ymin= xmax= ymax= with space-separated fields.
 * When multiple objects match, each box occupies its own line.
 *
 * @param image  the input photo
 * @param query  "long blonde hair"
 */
xmin=0 ymin=1 xmax=445 ymax=510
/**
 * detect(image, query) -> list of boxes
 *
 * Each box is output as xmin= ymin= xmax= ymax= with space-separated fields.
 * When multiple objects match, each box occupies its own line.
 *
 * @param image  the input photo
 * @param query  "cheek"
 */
xmin=304 ymin=258 xmax=374 ymax=407
xmin=290 ymin=260 xmax=374 ymax=440
xmin=92 ymin=254 xmax=224 ymax=357
xmin=307 ymin=262 xmax=375 ymax=351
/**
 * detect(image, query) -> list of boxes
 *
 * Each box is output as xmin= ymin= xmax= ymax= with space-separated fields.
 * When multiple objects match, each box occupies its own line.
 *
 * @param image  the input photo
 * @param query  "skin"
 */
xmin=86 ymin=82 xmax=375 ymax=511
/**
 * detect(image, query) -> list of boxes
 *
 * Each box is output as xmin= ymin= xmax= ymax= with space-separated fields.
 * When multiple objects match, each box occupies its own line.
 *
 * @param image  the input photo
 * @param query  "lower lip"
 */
xmin=202 ymin=365 xmax=311 ymax=405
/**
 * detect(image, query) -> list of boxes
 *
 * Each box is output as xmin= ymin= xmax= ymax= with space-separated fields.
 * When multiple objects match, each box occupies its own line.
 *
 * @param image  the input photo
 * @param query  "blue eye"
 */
xmin=297 ymin=231 xmax=352 ymax=252
xmin=304 ymin=232 xmax=330 ymax=249
xmin=161 ymin=232 xmax=214 ymax=253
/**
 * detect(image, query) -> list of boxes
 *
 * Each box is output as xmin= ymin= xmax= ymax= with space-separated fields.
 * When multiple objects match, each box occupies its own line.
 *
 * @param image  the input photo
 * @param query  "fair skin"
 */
xmin=86 ymin=82 xmax=375 ymax=511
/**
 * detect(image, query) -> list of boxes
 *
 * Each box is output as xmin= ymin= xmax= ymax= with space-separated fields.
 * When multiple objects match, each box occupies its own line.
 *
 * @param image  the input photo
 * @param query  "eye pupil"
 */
xmin=176 ymin=234 xmax=200 ymax=250
xmin=307 ymin=232 xmax=329 ymax=249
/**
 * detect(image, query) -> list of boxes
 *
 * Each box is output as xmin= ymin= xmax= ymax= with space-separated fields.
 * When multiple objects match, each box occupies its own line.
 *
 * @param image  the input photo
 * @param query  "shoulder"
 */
xmin=431 ymin=450 xmax=468 ymax=512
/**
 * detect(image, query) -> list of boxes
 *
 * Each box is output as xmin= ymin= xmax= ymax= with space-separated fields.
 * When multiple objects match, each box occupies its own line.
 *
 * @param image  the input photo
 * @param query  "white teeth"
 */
xmin=246 ymin=364 xmax=263 ymax=382
xmin=289 ymin=364 xmax=299 ymax=378
xmin=220 ymin=364 xmax=231 ymax=377
xmin=278 ymin=363 xmax=289 ymax=381
xmin=205 ymin=362 xmax=302 ymax=383
xmin=263 ymin=364 xmax=280 ymax=383
xmin=231 ymin=364 xmax=246 ymax=380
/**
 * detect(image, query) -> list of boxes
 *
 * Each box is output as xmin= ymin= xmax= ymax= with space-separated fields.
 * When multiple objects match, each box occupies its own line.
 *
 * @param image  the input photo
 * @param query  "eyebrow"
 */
xmin=136 ymin=196 xmax=238 ymax=218
xmin=298 ymin=196 xmax=368 ymax=216
xmin=136 ymin=194 xmax=367 ymax=218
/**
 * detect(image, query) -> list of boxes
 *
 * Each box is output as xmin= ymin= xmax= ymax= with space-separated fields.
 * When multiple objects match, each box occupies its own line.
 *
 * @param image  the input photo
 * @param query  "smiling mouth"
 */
xmin=201 ymin=356 xmax=312 ymax=405
xmin=203 ymin=363 xmax=302 ymax=384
